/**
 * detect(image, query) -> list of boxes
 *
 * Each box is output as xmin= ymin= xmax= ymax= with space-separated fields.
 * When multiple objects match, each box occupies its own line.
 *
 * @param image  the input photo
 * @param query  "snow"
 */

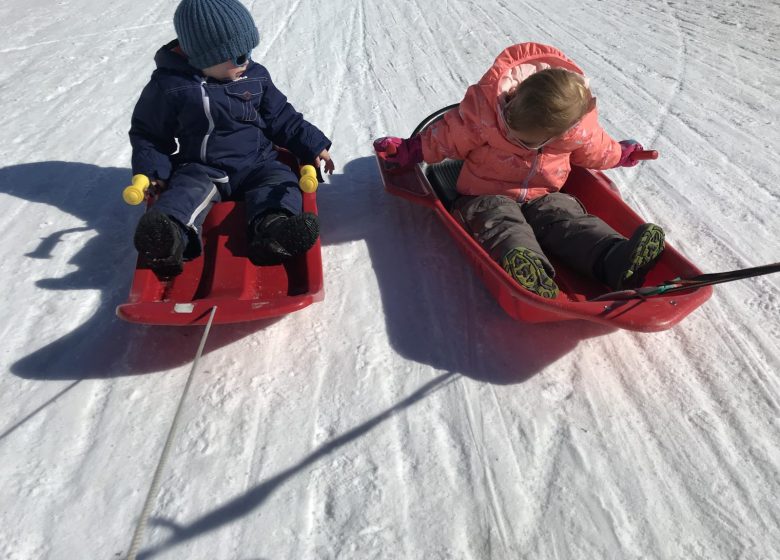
xmin=1 ymin=0 xmax=779 ymax=558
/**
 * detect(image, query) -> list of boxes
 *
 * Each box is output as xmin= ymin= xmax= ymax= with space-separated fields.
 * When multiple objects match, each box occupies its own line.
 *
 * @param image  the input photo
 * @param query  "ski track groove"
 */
xmin=532 ymin=423 xmax=568 ymax=552
xmin=352 ymin=0 xmax=386 ymax=142
xmin=507 ymin=0 xmax=643 ymax=87
xmin=404 ymin=0 xmax=471 ymax=97
xmin=459 ymin=380 xmax=512 ymax=555
xmin=253 ymin=0 xmax=303 ymax=62
xmin=627 ymin=2 xmax=780 ymax=220
xmin=588 ymin=7 xmax=683 ymax=189
xmin=611 ymin=328 xmax=777 ymax=549
xmin=701 ymin=299 xmax=780 ymax=416
xmin=78 ymin=381 xmax=115 ymax=468
xmin=458 ymin=287 xmax=508 ymax=556
xmin=639 ymin=1 xmax=687 ymax=156
xmin=385 ymin=364 xmax=414 ymax=560
xmin=653 ymin=3 xmax=780 ymax=107
xmin=466 ymin=1 xmax=516 ymax=49
xmin=354 ymin=2 xmax=385 ymax=136
xmin=485 ymin=383 xmax=525 ymax=544
xmin=579 ymin=377 xmax=667 ymax=556
xmin=359 ymin=5 xmax=404 ymax=138
xmin=486 ymin=370 xmax=525 ymax=477
xmin=0 ymin=23 xmax=169 ymax=53
xmin=301 ymin=340 xmax=328 ymax=560
xmin=317 ymin=1 xmax=361 ymax=144
xmin=238 ymin=371 xmax=270 ymax=551
xmin=462 ymin=271 xmax=524 ymax=551
xmin=602 ymin=362 xmax=688 ymax=549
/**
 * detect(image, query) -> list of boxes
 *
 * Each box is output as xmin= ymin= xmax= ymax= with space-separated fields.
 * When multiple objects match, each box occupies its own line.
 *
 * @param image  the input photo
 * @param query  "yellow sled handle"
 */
xmin=123 ymin=174 xmax=151 ymax=205
xmin=298 ymin=165 xmax=318 ymax=193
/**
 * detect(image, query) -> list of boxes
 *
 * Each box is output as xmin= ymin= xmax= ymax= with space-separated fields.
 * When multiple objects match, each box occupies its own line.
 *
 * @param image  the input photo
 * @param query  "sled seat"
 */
xmin=422 ymin=156 xmax=665 ymax=302
xmin=425 ymin=159 xmax=463 ymax=210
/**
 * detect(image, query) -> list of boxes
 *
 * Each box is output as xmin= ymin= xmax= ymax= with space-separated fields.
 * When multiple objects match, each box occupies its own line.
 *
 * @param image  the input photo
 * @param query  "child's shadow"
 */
xmin=318 ymin=157 xmax=613 ymax=385
xmin=1 ymin=162 xmax=270 ymax=380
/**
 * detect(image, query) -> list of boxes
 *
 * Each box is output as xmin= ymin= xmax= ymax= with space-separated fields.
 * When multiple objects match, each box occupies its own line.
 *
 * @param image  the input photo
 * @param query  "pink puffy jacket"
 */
xmin=421 ymin=43 xmax=622 ymax=202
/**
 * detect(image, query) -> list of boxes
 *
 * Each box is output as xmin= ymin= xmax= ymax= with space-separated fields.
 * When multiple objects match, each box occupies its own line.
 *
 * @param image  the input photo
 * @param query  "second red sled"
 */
xmin=375 ymin=105 xmax=712 ymax=332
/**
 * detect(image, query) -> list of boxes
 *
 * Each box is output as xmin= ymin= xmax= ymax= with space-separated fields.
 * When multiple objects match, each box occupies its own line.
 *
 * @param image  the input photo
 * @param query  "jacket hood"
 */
xmin=478 ymin=42 xmax=585 ymax=98
xmin=478 ymin=43 xmax=592 ymax=145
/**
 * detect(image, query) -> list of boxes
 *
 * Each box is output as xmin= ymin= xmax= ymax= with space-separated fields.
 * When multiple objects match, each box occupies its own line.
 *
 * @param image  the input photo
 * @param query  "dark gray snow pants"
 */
xmin=452 ymin=192 xmax=625 ymax=279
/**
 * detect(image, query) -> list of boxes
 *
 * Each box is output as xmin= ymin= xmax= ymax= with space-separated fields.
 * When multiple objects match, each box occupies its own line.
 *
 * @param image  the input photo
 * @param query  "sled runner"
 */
xmin=375 ymin=105 xmax=712 ymax=332
xmin=116 ymin=150 xmax=324 ymax=326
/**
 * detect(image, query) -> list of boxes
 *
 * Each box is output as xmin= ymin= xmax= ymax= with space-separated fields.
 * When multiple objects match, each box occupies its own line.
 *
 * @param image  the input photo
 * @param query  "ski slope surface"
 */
xmin=1 ymin=0 xmax=779 ymax=558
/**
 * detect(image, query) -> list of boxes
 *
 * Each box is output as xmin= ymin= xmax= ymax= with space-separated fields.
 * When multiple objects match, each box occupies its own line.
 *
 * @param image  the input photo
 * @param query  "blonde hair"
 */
xmin=504 ymin=68 xmax=592 ymax=137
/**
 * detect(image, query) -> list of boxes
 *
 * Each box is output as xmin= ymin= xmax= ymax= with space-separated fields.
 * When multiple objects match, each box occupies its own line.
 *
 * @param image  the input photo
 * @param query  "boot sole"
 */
xmin=620 ymin=224 xmax=665 ymax=289
xmin=273 ymin=213 xmax=319 ymax=253
xmin=502 ymin=247 xmax=559 ymax=299
xmin=248 ymin=213 xmax=320 ymax=266
xmin=133 ymin=211 xmax=184 ymax=278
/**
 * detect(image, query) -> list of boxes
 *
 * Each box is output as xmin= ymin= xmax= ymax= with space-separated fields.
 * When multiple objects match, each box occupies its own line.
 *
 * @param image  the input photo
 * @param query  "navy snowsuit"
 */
xmin=129 ymin=40 xmax=331 ymax=257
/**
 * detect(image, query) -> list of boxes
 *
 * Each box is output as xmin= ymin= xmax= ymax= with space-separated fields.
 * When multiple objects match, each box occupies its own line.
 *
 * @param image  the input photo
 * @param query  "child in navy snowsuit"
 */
xmin=129 ymin=0 xmax=334 ymax=277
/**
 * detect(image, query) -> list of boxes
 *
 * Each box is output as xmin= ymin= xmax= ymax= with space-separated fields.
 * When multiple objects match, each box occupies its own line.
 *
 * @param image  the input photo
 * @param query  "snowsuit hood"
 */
xmin=153 ymin=41 xmax=200 ymax=74
xmin=421 ymin=43 xmax=622 ymax=201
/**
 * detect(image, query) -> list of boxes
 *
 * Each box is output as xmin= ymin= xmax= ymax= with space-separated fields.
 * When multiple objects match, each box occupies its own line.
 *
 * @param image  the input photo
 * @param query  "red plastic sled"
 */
xmin=375 ymin=106 xmax=712 ymax=332
xmin=116 ymin=151 xmax=324 ymax=326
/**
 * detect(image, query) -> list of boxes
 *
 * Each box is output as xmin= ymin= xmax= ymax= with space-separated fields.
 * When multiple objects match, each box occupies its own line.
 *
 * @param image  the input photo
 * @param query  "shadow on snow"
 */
xmin=2 ymin=158 xmax=611 ymax=384
xmin=0 ymin=161 xmax=273 ymax=381
xmin=2 ymin=158 xmax=612 ymax=556
xmin=319 ymin=156 xmax=613 ymax=386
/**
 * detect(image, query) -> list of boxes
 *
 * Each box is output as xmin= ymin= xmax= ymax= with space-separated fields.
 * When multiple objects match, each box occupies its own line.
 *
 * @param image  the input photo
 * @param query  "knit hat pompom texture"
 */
xmin=174 ymin=0 xmax=259 ymax=69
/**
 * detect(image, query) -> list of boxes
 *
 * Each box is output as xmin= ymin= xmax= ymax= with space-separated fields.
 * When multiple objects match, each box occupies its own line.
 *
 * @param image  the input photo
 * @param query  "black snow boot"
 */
xmin=601 ymin=223 xmax=665 ymax=290
xmin=247 ymin=211 xmax=320 ymax=266
xmin=133 ymin=210 xmax=186 ymax=279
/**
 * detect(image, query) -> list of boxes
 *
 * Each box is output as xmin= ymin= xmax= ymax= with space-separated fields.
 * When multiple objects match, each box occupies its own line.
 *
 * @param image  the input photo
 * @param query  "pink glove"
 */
xmin=374 ymin=136 xmax=423 ymax=172
xmin=615 ymin=140 xmax=644 ymax=167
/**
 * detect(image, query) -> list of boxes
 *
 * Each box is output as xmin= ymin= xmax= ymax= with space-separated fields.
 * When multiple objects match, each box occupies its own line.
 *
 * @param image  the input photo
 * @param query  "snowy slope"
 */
xmin=1 ymin=0 xmax=779 ymax=558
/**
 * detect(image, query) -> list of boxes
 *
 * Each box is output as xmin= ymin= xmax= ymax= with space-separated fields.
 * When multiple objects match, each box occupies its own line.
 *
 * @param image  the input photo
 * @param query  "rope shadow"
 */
xmin=0 ymin=380 xmax=82 ymax=443
xmin=135 ymin=371 xmax=458 ymax=559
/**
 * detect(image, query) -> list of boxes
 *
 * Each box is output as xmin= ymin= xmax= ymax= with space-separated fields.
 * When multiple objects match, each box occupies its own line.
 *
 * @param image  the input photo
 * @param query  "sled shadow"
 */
xmin=0 ymin=162 xmax=270 ymax=380
xmin=318 ymin=157 xmax=613 ymax=385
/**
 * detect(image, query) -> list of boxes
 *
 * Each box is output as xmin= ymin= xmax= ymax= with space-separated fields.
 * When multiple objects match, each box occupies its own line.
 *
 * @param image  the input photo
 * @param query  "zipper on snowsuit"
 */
xmin=198 ymin=80 xmax=215 ymax=163
xmin=518 ymin=147 xmax=543 ymax=203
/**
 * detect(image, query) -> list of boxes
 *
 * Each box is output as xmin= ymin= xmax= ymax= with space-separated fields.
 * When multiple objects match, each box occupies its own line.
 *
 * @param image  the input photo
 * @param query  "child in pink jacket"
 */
xmin=375 ymin=43 xmax=664 ymax=298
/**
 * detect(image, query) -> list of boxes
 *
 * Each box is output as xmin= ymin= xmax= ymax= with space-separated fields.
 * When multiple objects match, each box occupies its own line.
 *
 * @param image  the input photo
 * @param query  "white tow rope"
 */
xmin=125 ymin=306 xmax=218 ymax=560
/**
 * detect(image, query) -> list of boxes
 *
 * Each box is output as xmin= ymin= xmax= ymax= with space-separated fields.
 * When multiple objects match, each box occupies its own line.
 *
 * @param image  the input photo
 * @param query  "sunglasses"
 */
xmin=231 ymin=52 xmax=251 ymax=67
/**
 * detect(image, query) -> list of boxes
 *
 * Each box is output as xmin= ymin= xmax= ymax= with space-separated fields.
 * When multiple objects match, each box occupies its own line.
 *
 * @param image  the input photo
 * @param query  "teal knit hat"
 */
xmin=174 ymin=0 xmax=260 ymax=69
